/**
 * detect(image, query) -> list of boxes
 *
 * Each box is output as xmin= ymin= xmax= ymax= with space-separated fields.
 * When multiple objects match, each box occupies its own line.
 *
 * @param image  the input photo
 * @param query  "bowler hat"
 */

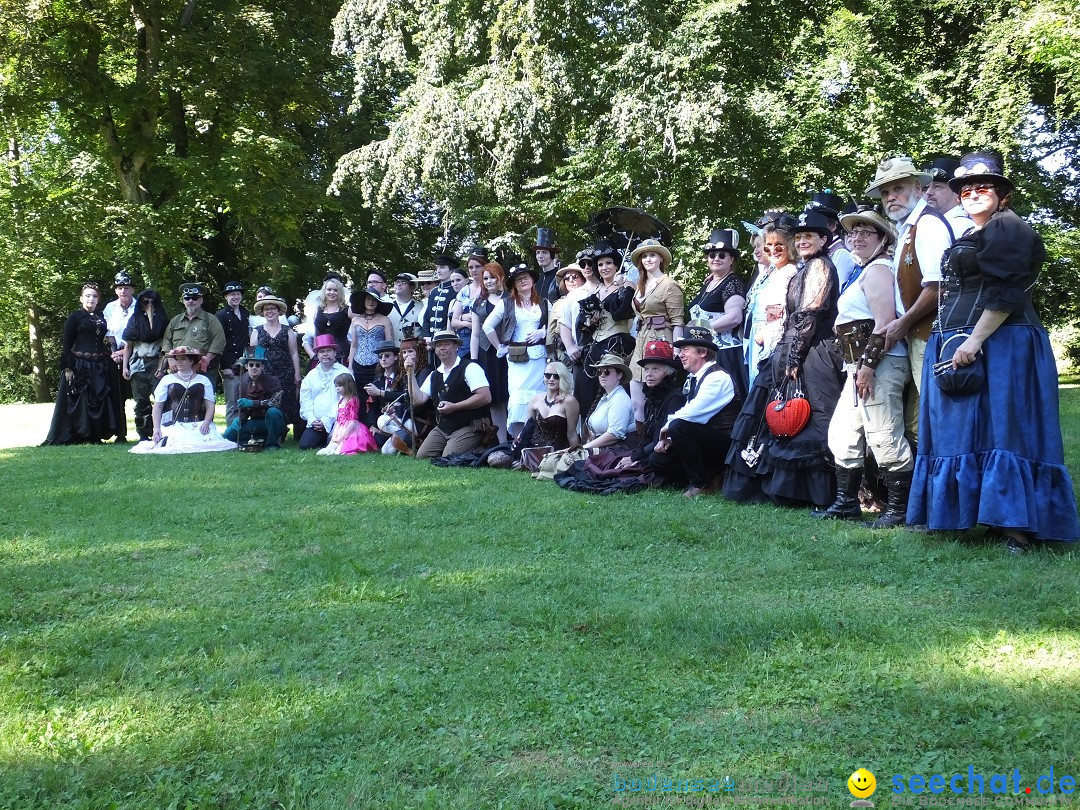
xmin=374 ymin=340 xmax=400 ymax=355
xmin=673 ymin=321 xmax=717 ymax=352
xmin=792 ymin=210 xmax=833 ymax=238
xmin=223 ymin=280 xmax=244 ymax=294
xmin=923 ymin=156 xmax=962 ymax=184
xmin=948 ymin=150 xmax=1014 ymax=194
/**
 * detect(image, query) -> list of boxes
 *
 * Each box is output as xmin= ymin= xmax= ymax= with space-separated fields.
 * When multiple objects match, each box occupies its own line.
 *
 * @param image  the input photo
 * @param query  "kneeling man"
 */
xmin=407 ymin=329 xmax=492 ymax=459
xmin=650 ymin=322 xmax=741 ymax=497
xmin=223 ymin=346 xmax=286 ymax=450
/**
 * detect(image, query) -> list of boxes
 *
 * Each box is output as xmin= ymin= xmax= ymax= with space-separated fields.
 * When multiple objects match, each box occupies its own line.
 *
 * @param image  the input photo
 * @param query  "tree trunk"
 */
xmin=27 ymin=303 xmax=51 ymax=402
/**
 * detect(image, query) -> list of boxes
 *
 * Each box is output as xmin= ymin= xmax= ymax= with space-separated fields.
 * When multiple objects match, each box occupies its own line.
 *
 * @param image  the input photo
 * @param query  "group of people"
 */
xmin=42 ymin=150 xmax=1079 ymax=551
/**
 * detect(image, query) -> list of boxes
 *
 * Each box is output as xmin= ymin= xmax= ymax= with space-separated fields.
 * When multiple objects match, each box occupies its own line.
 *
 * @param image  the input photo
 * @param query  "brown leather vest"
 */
xmin=896 ymin=214 xmax=943 ymax=341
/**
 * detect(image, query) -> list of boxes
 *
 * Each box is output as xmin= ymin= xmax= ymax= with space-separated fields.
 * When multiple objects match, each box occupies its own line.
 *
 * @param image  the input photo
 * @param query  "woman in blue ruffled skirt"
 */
xmin=907 ymin=150 xmax=1080 ymax=552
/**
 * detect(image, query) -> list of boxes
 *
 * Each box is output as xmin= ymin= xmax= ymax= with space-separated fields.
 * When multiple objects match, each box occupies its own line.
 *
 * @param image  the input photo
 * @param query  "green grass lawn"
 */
xmin=1 ymin=391 xmax=1079 ymax=809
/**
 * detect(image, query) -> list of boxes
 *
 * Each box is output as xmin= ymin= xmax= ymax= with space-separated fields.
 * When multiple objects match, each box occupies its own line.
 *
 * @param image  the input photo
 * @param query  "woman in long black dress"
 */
xmin=43 ymin=283 xmax=124 ymax=445
xmin=251 ymin=295 xmax=303 ymax=439
xmin=688 ymin=228 xmax=748 ymax=400
xmin=723 ymin=210 xmax=843 ymax=508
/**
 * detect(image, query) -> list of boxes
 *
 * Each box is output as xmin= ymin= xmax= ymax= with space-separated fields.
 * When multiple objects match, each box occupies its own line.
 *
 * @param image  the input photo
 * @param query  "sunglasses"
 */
xmin=959 ymin=183 xmax=996 ymax=200
xmin=762 ymin=245 xmax=787 ymax=254
xmin=378 ymin=352 xmax=397 ymax=359
xmin=543 ymin=372 xmax=560 ymax=380
xmin=706 ymin=251 xmax=728 ymax=259
xmin=598 ymin=368 xmax=618 ymax=376
xmin=578 ymin=259 xmax=594 ymax=266
xmin=245 ymin=362 xmax=264 ymax=368
xmin=183 ymin=294 xmax=202 ymax=301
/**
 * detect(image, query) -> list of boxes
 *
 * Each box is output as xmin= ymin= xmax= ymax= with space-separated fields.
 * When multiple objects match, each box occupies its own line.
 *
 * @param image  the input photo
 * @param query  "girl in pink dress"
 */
xmin=318 ymin=374 xmax=377 ymax=455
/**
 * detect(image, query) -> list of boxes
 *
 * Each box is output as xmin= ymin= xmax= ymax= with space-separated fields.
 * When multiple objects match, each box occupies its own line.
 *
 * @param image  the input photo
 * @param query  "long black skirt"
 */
xmin=42 ymin=357 xmax=124 ymax=445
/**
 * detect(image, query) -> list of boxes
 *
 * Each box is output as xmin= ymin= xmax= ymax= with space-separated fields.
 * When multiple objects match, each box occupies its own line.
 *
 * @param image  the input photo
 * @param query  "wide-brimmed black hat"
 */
xmin=923 ymin=156 xmax=962 ymax=184
xmin=673 ymin=321 xmax=716 ymax=352
xmin=792 ymin=210 xmax=833 ymax=238
xmin=506 ymin=263 xmax=540 ymax=286
xmin=948 ymin=150 xmax=1014 ymax=194
xmin=351 ymin=287 xmax=394 ymax=316
xmin=702 ymin=228 xmax=740 ymax=257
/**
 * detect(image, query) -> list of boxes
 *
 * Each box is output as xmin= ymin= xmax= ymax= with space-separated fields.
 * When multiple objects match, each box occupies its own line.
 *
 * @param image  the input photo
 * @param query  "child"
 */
xmin=318 ymin=373 xmax=377 ymax=455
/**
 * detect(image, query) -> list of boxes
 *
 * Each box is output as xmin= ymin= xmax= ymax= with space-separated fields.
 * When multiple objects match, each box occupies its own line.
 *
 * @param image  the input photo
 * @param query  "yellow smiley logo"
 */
xmin=848 ymin=769 xmax=876 ymax=799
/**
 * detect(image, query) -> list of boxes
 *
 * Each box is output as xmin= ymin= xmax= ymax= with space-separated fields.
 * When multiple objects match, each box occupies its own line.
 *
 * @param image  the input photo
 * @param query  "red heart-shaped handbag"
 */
xmin=764 ymin=377 xmax=811 ymax=439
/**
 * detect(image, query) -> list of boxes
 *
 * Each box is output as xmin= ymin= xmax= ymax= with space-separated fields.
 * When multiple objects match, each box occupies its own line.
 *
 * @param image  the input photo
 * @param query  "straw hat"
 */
xmin=629 ymin=238 xmax=672 ymax=272
xmin=865 ymin=156 xmax=933 ymax=198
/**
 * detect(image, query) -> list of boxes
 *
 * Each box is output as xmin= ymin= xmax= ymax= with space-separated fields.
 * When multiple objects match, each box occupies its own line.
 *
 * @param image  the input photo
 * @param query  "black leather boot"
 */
xmin=810 ymin=466 xmax=863 ymax=520
xmin=864 ymin=470 xmax=912 ymax=529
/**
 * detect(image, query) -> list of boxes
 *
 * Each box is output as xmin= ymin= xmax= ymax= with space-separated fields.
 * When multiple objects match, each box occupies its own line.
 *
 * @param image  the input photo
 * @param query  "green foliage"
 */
xmin=0 ymin=401 xmax=1079 ymax=806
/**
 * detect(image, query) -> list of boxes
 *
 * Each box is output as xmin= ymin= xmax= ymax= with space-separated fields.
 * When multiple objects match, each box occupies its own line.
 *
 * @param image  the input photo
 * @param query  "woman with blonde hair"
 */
xmin=303 ymin=276 xmax=351 ymax=366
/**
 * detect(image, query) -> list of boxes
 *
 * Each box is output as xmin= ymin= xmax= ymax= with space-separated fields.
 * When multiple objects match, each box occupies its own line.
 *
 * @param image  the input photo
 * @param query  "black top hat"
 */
xmin=792 ymin=209 xmax=833 ymax=238
xmin=350 ymin=286 xmax=394 ymax=316
xmin=533 ymin=227 xmax=560 ymax=253
xmin=506 ymin=263 xmax=541 ymax=286
xmin=223 ymin=280 xmax=244 ymax=294
xmin=807 ymin=190 xmax=846 ymax=217
xmin=702 ymin=228 xmax=740 ymax=257
xmin=948 ymin=150 xmax=1014 ymax=194
xmin=673 ymin=321 xmax=716 ymax=352
xmin=923 ymin=156 xmax=962 ymax=184
xmin=113 ymin=271 xmax=133 ymax=287
xmin=433 ymin=253 xmax=461 ymax=270
xmin=592 ymin=241 xmax=622 ymax=264
xmin=399 ymin=323 xmax=425 ymax=343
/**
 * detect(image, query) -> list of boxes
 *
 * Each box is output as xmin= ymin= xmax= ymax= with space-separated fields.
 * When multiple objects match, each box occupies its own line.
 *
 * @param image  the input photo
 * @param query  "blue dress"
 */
xmin=907 ymin=210 xmax=1079 ymax=541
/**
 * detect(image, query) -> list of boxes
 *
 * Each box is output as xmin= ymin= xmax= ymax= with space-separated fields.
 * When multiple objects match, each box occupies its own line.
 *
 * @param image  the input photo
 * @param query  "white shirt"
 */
xmin=300 ymin=362 xmax=352 ymax=429
xmin=587 ymin=385 xmax=634 ymax=440
xmin=663 ymin=361 xmax=735 ymax=430
xmin=893 ymin=198 xmax=953 ymax=316
xmin=419 ymin=356 xmax=490 ymax=396
xmin=482 ymin=298 xmax=547 ymax=360
xmin=103 ymin=298 xmax=136 ymax=348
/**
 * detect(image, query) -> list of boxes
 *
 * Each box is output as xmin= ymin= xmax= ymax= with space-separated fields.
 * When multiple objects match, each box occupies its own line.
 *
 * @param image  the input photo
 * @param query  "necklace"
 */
xmin=177 ymin=370 xmax=196 ymax=382
xmin=544 ymin=395 xmax=559 ymax=407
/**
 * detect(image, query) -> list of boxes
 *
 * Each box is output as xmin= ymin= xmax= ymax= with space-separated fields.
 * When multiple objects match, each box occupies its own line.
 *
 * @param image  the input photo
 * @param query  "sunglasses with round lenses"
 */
xmin=959 ymin=184 xmax=996 ymax=200
xmin=762 ymin=245 xmax=786 ymax=254
xmin=245 ymin=361 xmax=264 ymax=367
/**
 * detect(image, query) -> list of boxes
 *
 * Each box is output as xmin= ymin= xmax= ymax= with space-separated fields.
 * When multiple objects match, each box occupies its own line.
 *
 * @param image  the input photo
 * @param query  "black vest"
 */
xmin=687 ymin=363 xmax=741 ymax=429
xmin=429 ymin=359 xmax=490 ymax=433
